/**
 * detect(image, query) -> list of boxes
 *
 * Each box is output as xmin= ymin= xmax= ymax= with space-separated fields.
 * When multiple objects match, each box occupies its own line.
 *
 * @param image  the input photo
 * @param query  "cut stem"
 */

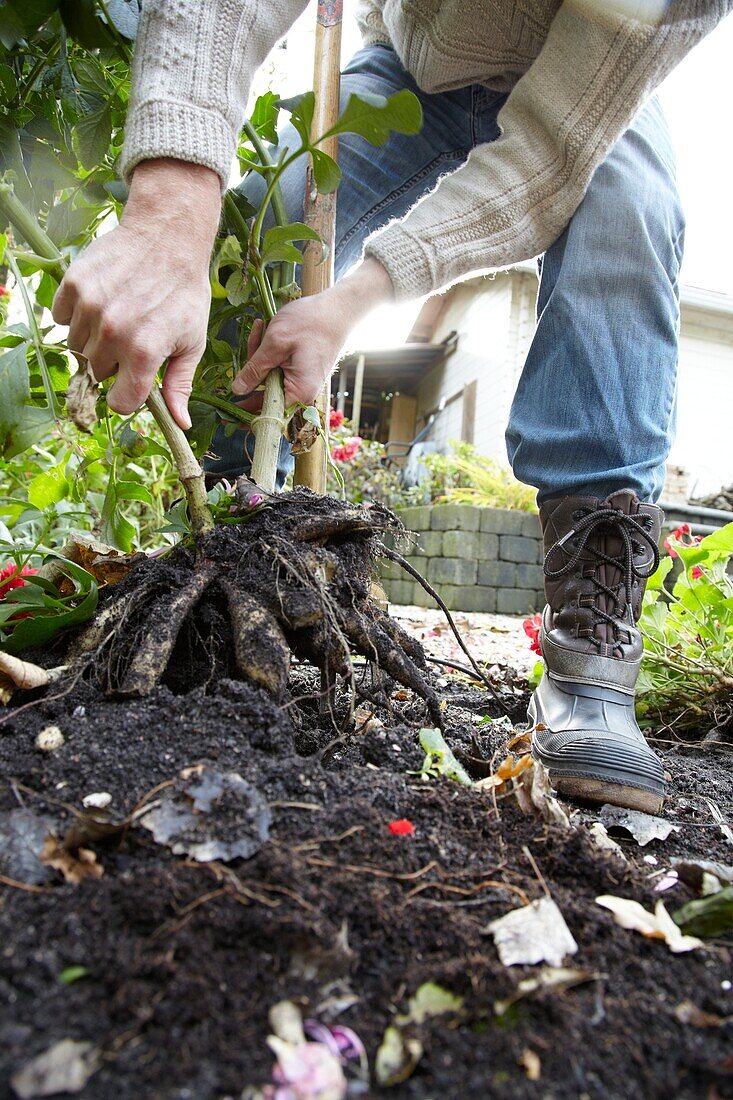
xmin=250 ymin=369 xmax=286 ymax=493
xmin=146 ymin=387 xmax=214 ymax=537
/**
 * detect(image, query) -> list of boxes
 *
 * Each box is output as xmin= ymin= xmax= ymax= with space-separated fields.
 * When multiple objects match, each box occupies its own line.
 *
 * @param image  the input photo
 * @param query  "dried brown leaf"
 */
xmin=66 ymin=361 xmax=99 ymax=432
xmin=40 ymin=835 xmax=103 ymax=885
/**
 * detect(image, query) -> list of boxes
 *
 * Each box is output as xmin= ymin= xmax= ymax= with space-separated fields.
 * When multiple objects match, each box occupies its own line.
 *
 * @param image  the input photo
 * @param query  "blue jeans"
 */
xmin=208 ymin=43 xmax=684 ymax=502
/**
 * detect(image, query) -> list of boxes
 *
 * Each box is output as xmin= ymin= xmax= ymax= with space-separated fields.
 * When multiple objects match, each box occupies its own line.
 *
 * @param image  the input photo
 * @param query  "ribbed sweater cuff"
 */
xmin=365 ymin=224 xmax=436 ymax=303
xmin=119 ymin=100 xmax=235 ymax=190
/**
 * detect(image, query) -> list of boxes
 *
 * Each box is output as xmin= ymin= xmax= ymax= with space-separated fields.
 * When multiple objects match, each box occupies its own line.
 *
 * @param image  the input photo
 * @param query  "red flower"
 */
xmin=0 ymin=284 xmax=9 ymax=299
xmin=331 ymin=436 xmax=362 ymax=463
xmin=329 ymin=407 xmax=344 ymax=430
xmin=664 ymin=522 xmax=692 ymax=558
xmin=522 ymin=613 xmax=543 ymax=656
xmin=388 ymin=818 xmax=415 ymax=836
xmin=0 ymin=563 xmax=38 ymax=599
xmin=691 ymin=566 xmax=703 ymax=580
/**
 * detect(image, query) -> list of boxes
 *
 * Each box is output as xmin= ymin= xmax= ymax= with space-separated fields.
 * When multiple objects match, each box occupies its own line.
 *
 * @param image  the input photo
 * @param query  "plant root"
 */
xmin=60 ymin=491 xmax=443 ymax=725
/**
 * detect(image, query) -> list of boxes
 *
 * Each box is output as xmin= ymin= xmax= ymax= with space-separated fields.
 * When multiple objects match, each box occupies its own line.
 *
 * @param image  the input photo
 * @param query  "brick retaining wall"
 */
xmin=380 ymin=501 xmax=733 ymax=614
xmin=380 ymin=504 xmax=544 ymax=614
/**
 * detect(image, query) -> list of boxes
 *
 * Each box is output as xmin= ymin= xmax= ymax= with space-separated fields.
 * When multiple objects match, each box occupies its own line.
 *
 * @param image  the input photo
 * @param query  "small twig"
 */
xmin=290 ymin=825 xmax=365 ymax=853
xmin=405 ymin=878 xmax=530 ymax=906
xmin=522 ymin=845 xmax=551 ymax=898
xmin=305 ymin=857 xmax=439 ymax=882
xmin=0 ymin=873 xmax=53 ymax=894
xmin=268 ymin=800 xmax=324 ymax=812
xmin=382 ymin=547 xmax=512 ymax=716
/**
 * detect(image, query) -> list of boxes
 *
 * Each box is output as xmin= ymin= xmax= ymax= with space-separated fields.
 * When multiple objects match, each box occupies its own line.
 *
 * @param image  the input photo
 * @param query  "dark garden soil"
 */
xmin=0 ymin=513 xmax=731 ymax=1099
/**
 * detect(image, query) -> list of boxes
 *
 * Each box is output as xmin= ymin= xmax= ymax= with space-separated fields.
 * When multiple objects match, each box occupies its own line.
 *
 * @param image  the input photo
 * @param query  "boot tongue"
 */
xmin=587 ymin=491 xmax=640 ymax=646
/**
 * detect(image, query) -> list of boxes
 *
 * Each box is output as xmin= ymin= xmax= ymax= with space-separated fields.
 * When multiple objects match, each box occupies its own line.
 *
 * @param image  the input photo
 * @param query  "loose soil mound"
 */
xmin=0 ymin=655 xmax=730 ymax=1098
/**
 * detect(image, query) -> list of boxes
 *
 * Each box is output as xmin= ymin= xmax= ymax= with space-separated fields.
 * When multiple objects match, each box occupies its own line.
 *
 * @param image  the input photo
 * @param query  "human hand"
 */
xmin=231 ymin=257 xmax=394 ymax=409
xmin=52 ymin=159 xmax=221 ymax=430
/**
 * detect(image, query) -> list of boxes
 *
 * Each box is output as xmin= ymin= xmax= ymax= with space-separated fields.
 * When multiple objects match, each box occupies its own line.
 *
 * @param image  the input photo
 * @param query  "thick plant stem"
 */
xmin=0 ymin=184 xmax=215 ymax=537
xmin=250 ymin=369 xmax=286 ymax=493
xmin=0 ymin=184 xmax=65 ymax=283
xmin=146 ymin=387 xmax=214 ymax=537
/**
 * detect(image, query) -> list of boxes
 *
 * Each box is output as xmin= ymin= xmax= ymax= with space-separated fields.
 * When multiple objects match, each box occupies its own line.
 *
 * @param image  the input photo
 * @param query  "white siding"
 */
xmin=668 ymin=312 xmax=733 ymax=497
xmin=417 ymin=269 xmax=733 ymax=500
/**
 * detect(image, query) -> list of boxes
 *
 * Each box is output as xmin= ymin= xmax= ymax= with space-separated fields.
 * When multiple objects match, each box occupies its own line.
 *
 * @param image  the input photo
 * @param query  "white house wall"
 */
xmin=668 ymin=312 xmax=733 ymax=497
xmin=416 ymin=270 xmax=733 ymax=499
xmin=416 ymin=276 xmax=516 ymax=458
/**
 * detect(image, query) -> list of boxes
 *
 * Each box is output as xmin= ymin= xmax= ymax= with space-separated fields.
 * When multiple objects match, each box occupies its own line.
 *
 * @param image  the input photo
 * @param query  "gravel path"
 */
xmin=388 ymin=603 xmax=537 ymax=676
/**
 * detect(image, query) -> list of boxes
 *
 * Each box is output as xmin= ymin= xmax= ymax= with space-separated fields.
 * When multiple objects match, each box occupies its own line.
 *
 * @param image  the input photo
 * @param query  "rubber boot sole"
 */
xmin=528 ymin=680 xmax=665 ymax=815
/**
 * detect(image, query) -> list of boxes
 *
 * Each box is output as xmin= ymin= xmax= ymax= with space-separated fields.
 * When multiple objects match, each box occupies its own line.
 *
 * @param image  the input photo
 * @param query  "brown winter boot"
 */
xmin=529 ymin=489 xmax=665 ymax=814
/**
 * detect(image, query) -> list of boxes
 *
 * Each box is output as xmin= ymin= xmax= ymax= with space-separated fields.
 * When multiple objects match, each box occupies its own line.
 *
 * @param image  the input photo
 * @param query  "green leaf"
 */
xmin=0 ymin=0 xmax=58 ymax=47
xmin=0 ymin=63 xmax=17 ymax=105
xmin=99 ymin=478 xmax=136 ymax=551
xmin=28 ymin=470 xmax=68 ymax=509
xmin=645 ymin=555 xmax=673 ymax=592
xmin=0 ymin=342 xmax=55 ymax=458
xmin=224 ymin=268 xmax=249 ymax=307
xmin=115 ymin=479 xmax=153 ymax=505
xmin=260 ymin=223 xmax=321 ymax=266
xmin=322 ymin=90 xmax=423 ymax=145
xmin=46 ymin=198 xmax=102 ymax=248
xmin=396 ymin=982 xmax=464 ymax=1026
xmin=1 ymin=558 xmax=98 ymax=655
xmin=59 ymin=0 xmax=115 ymax=49
xmin=310 ymin=148 xmax=341 ymax=194
xmin=250 ymin=91 xmax=280 ymax=143
xmin=59 ymin=965 xmax=90 ymax=985
xmin=278 ymin=91 xmax=315 ymax=147
xmin=35 ymin=270 xmax=59 ymax=311
xmin=73 ymin=104 xmax=113 ymax=169
xmin=673 ymin=886 xmax=733 ymax=938
xmin=419 ymin=727 xmax=472 ymax=786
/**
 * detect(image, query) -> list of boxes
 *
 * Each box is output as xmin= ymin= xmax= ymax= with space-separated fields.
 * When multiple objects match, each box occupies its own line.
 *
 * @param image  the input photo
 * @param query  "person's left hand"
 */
xmin=231 ymin=257 xmax=394 ymax=409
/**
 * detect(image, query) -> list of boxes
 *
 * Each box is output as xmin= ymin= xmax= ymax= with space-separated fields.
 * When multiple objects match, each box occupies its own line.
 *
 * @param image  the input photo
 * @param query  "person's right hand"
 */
xmin=52 ymin=158 xmax=221 ymax=430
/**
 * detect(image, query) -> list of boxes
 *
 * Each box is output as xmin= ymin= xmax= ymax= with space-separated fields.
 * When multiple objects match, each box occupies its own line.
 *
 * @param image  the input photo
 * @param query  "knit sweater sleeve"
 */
xmin=119 ymin=0 xmax=308 ymax=188
xmin=365 ymin=0 xmax=731 ymax=302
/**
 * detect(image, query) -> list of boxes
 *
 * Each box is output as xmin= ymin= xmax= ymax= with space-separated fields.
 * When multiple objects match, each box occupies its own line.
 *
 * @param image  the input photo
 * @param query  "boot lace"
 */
xmin=543 ymin=506 xmax=660 ymax=652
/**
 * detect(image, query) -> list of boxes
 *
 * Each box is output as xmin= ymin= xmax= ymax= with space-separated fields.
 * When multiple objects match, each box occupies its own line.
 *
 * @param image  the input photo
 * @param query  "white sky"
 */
xmin=255 ymin=3 xmax=733 ymax=347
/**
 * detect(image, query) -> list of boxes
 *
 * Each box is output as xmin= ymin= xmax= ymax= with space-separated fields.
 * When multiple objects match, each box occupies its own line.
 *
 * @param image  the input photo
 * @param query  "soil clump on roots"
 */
xmin=0 ymin=495 xmax=731 ymax=1099
xmin=69 ymin=489 xmax=441 ymax=727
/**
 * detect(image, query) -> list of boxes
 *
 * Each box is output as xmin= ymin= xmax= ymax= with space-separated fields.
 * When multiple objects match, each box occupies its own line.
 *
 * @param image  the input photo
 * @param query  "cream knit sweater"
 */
xmin=120 ymin=0 xmax=730 ymax=302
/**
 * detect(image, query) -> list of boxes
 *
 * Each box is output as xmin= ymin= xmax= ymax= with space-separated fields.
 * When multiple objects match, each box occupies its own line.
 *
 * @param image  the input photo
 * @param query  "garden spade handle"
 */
xmin=292 ymin=0 xmax=343 ymax=492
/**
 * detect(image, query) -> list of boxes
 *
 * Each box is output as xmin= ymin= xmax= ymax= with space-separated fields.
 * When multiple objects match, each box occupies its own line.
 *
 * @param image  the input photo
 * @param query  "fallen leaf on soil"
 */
xmin=519 ymin=1048 xmax=541 ymax=1081
xmin=513 ymin=759 xmax=570 ymax=829
xmin=587 ymin=822 xmax=627 ymax=860
xmin=395 ymin=982 xmax=464 ymax=1026
xmin=599 ymin=805 xmax=679 ymax=847
xmin=673 ymin=858 xmax=733 ymax=893
xmin=486 ymin=896 xmax=578 ymax=967
xmin=673 ymin=886 xmax=733 ymax=938
xmin=138 ymin=766 xmax=271 ymax=862
xmin=66 ymin=360 xmax=99 ymax=432
xmin=40 ymin=835 xmax=103 ymax=885
xmin=375 ymin=1026 xmax=423 ymax=1087
xmin=476 ymin=751 xmax=533 ymax=791
xmin=507 ymin=731 xmax=532 ymax=754
xmin=57 ymin=533 xmax=135 ymax=586
xmin=11 ymin=1039 xmax=100 ymax=1098
xmin=674 ymin=1000 xmax=731 ymax=1028
xmin=0 ymin=808 xmax=55 ymax=885
xmin=494 ymin=965 xmax=600 ymax=1016
xmin=596 ymin=896 xmax=703 ymax=952
xmin=419 ymin=727 xmax=472 ymax=786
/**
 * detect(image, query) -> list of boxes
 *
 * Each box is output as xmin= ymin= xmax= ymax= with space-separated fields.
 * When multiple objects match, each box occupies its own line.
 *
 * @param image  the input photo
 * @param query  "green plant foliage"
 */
xmin=418 ymin=441 xmax=537 ymax=512
xmin=637 ymin=521 xmax=733 ymax=731
xmin=0 ymin=552 xmax=97 ymax=653
xmin=418 ymin=727 xmax=472 ymax=786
